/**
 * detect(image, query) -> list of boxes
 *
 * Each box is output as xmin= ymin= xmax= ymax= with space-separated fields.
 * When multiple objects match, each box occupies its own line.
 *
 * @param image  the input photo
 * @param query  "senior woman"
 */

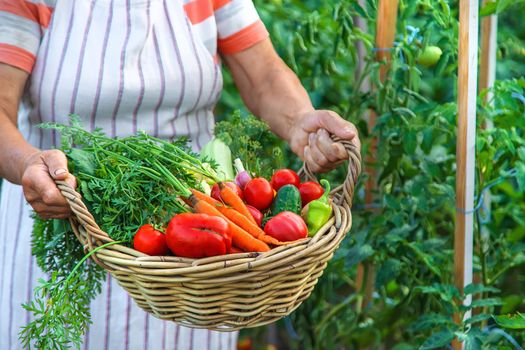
xmin=0 ymin=0 xmax=360 ymax=349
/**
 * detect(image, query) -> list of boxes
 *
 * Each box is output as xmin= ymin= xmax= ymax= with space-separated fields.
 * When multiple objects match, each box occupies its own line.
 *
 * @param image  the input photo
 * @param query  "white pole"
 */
xmin=454 ymin=0 xmax=479 ymax=348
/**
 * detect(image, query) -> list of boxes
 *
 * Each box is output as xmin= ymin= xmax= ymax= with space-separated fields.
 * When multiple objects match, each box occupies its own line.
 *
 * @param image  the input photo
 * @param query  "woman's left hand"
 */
xmin=288 ymin=110 xmax=361 ymax=173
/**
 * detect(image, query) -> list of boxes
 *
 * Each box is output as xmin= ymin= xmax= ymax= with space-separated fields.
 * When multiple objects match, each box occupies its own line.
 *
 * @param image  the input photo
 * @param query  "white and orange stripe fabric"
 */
xmin=0 ymin=0 xmax=268 ymax=349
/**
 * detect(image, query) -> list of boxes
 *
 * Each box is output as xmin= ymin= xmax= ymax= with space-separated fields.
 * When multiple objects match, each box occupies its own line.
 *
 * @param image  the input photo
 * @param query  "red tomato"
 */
xmin=166 ymin=213 xmax=231 ymax=258
xmin=211 ymin=182 xmax=243 ymax=201
xmin=270 ymin=169 xmax=300 ymax=191
xmin=244 ymin=177 xmax=274 ymax=210
xmin=246 ymin=205 xmax=263 ymax=227
xmin=264 ymin=211 xmax=308 ymax=242
xmin=133 ymin=224 xmax=169 ymax=256
xmin=299 ymin=181 xmax=324 ymax=206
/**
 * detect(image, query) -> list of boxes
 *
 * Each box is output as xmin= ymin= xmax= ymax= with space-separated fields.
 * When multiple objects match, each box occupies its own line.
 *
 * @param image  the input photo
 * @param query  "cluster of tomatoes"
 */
xmin=239 ymin=169 xmax=326 ymax=211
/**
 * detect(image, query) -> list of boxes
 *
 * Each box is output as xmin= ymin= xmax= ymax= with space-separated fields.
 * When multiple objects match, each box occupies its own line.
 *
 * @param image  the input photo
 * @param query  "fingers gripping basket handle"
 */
xmin=299 ymin=135 xmax=362 ymax=207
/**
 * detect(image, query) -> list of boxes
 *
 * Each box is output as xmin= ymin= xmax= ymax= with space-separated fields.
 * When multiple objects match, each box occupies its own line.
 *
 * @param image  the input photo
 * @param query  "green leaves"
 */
xmin=408 ymin=313 xmax=455 ymax=332
xmin=417 ymin=284 xmax=460 ymax=302
xmin=493 ymin=313 xmax=525 ymax=329
xmin=464 ymin=284 xmax=500 ymax=295
xmin=480 ymin=0 xmax=525 ymax=16
xmin=419 ymin=329 xmax=455 ymax=350
xmin=468 ymin=298 xmax=503 ymax=309
xmin=344 ymin=243 xmax=374 ymax=267
xmin=68 ymin=148 xmax=97 ymax=176
xmin=21 ymin=241 xmax=120 ymax=349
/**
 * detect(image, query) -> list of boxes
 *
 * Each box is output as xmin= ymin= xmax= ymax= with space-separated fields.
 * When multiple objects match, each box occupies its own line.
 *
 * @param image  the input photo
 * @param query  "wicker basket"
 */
xmin=56 ymin=138 xmax=361 ymax=331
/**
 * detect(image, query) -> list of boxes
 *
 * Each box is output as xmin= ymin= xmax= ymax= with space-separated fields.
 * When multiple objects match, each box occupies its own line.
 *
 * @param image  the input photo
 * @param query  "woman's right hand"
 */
xmin=21 ymin=150 xmax=76 ymax=219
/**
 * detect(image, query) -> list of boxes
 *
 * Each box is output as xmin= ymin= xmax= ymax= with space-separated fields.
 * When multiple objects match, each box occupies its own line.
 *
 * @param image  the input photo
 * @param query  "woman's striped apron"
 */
xmin=0 ymin=0 xmax=259 ymax=348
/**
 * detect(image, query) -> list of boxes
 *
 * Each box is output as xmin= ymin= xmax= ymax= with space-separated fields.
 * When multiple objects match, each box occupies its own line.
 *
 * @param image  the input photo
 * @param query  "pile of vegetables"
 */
xmin=133 ymin=159 xmax=334 ymax=258
xmin=21 ymin=118 xmax=334 ymax=348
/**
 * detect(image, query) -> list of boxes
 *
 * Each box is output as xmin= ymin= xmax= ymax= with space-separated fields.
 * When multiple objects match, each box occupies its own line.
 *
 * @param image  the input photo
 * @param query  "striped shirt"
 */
xmin=0 ymin=0 xmax=268 ymax=349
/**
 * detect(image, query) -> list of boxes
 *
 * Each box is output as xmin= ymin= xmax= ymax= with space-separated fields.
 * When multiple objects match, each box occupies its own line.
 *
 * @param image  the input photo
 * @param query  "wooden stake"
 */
xmin=356 ymin=0 xmax=399 ymax=310
xmin=374 ymin=0 xmax=399 ymax=81
xmin=454 ymin=0 xmax=479 ymax=348
xmin=473 ymin=0 xmax=497 ymax=317
xmin=366 ymin=0 xmax=399 ymax=202
xmin=478 ymin=1 xmax=498 ymax=106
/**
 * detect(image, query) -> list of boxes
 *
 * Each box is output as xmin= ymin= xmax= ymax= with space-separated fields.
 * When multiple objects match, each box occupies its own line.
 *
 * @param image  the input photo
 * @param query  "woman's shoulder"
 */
xmin=0 ymin=0 xmax=56 ymax=73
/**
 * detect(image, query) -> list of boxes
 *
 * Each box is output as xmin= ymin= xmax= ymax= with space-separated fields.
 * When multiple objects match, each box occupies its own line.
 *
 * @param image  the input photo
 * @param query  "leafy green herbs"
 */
xmin=215 ymin=111 xmax=285 ymax=178
xmin=46 ymin=118 xmax=218 ymax=241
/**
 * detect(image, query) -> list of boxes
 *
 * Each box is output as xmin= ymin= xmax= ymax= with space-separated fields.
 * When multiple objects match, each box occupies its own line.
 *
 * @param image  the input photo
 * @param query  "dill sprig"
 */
xmin=20 ymin=241 xmax=122 ymax=349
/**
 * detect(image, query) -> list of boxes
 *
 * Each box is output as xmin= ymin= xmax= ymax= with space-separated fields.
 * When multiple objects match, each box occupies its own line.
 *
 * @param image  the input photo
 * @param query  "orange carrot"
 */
xmin=190 ymin=188 xmax=222 ymax=206
xmin=216 ymin=206 xmax=288 ymax=246
xmin=190 ymin=188 xmax=220 ymax=206
xmin=219 ymin=183 xmax=257 ymax=225
xmin=190 ymin=190 xmax=299 ymax=246
xmin=190 ymin=196 xmax=270 ymax=252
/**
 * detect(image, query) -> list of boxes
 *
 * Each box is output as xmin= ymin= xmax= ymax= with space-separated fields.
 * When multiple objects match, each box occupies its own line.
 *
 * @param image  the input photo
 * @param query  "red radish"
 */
xmin=246 ymin=205 xmax=263 ymax=227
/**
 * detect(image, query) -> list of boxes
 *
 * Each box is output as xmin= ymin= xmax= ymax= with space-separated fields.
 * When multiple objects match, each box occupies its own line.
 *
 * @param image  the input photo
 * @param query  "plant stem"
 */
xmin=60 ymin=240 xmax=124 ymax=291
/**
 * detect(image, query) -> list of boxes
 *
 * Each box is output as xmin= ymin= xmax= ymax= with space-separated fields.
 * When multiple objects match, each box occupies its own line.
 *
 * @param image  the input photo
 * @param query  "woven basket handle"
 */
xmin=55 ymin=180 xmax=113 ymax=243
xmin=298 ymin=135 xmax=362 ymax=207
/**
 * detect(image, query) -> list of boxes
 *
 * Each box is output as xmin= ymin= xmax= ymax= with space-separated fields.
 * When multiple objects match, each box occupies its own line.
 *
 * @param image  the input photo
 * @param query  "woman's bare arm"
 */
xmin=223 ymin=39 xmax=360 ymax=173
xmin=0 ymin=63 xmax=75 ymax=218
xmin=0 ymin=64 xmax=39 ymax=183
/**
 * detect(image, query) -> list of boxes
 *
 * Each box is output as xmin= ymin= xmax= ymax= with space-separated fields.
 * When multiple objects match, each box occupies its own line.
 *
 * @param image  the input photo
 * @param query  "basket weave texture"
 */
xmin=57 ymin=138 xmax=361 ymax=331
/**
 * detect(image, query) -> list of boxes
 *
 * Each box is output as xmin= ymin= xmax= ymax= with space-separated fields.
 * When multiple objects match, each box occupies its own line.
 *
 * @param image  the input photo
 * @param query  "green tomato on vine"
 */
xmin=417 ymin=45 xmax=443 ymax=67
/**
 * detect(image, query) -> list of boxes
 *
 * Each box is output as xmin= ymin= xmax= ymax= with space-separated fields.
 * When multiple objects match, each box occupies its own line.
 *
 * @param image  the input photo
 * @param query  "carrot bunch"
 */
xmin=187 ymin=181 xmax=308 ymax=253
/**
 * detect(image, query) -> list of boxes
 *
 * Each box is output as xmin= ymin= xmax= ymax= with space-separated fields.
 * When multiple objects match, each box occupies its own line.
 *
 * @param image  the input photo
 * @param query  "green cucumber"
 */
xmin=273 ymin=185 xmax=302 ymax=214
xmin=263 ymin=185 xmax=301 ymax=227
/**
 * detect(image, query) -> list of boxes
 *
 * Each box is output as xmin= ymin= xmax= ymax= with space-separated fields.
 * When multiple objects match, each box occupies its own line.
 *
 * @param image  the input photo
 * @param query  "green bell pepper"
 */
xmin=302 ymin=179 xmax=332 ymax=236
